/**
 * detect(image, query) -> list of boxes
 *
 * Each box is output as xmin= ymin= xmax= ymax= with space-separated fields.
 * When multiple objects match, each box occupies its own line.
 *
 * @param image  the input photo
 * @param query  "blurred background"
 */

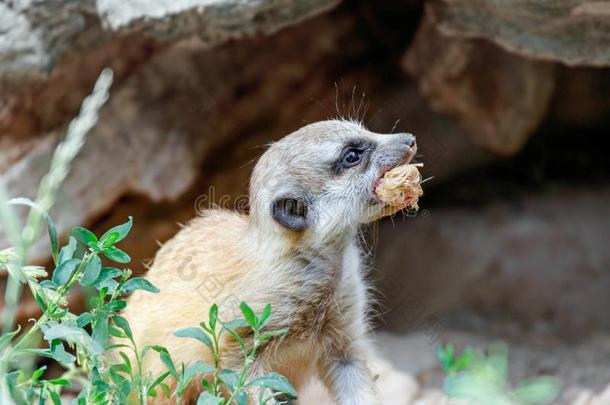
xmin=1 ymin=0 xmax=610 ymax=403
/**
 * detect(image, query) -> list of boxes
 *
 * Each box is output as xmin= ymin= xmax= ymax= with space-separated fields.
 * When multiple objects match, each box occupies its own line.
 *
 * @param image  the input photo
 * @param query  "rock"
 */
xmin=374 ymin=187 xmax=610 ymax=339
xmin=549 ymin=67 xmax=610 ymax=127
xmin=1 ymin=3 xmax=494 ymax=323
xmin=1 ymin=2 xmax=494 ymax=266
xmin=0 ymin=0 xmax=339 ymax=138
xmin=0 ymin=0 xmax=339 ymax=78
xmin=0 ymin=4 xmax=356 ymax=263
xmin=404 ymin=13 xmax=555 ymax=155
xmin=427 ymin=0 xmax=610 ymax=67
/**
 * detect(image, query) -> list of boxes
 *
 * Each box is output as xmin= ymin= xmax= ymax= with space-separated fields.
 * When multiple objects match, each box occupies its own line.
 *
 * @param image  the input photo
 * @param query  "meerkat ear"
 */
xmin=271 ymin=197 xmax=308 ymax=231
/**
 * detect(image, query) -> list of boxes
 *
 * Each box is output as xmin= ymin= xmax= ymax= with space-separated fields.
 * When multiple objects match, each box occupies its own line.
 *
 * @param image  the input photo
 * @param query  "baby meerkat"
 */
xmin=122 ymin=120 xmax=418 ymax=404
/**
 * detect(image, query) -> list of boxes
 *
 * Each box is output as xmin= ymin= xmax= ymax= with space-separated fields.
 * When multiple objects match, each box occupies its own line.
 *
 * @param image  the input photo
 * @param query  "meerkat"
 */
xmin=121 ymin=119 xmax=417 ymax=404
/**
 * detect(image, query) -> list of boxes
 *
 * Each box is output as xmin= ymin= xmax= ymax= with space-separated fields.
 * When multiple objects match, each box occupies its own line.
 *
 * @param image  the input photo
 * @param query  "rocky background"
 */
xmin=2 ymin=0 xmax=610 ymax=403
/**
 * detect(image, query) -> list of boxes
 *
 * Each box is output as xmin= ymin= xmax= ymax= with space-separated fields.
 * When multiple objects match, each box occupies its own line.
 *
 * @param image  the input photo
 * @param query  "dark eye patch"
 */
xmin=331 ymin=141 xmax=373 ymax=175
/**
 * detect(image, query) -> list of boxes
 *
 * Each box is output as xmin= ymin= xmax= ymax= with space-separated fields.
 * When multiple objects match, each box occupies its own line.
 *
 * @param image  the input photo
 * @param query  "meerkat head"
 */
xmin=249 ymin=120 xmax=416 ymax=247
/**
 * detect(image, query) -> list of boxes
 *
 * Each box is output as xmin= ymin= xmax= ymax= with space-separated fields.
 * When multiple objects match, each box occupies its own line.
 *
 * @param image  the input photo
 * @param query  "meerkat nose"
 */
xmin=397 ymin=133 xmax=416 ymax=148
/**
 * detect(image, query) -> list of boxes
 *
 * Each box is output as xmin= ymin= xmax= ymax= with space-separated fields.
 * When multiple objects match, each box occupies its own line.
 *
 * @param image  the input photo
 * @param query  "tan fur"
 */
xmin=121 ymin=120 xmax=417 ymax=404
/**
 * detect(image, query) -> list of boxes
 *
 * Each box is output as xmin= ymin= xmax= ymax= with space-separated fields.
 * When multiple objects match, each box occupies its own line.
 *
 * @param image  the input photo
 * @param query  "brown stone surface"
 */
xmin=1 ymin=4 xmax=494 ymax=326
xmin=0 ymin=0 xmax=340 ymax=78
xmin=427 ymin=0 xmax=610 ymax=67
xmin=405 ymin=13 xmax=555 ymax=155
xmin=374 ymin=187 xmax=610 ymax=339
xmin=1 ymin=4 xmax=493 ymax=264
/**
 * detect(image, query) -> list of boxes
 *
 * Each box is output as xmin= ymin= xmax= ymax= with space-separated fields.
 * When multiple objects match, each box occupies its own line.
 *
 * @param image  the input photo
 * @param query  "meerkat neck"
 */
xmin=246 ymin=216 xmax=358 ymax=263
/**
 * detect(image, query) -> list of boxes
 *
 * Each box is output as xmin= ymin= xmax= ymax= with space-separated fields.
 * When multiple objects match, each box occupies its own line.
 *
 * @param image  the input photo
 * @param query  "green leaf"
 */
xmin=150 ymin=346 xmax=176 ymax=378
xmin=31 ymin=365 xmax=46 ymax=380
xmin=122 ymin=277 xmax=159 ymax=293
xmin=148 ymin=371 xmax=171 ymax=395
xmin=221 ymin=320 xmax=248 ymax=352
xmin=7 ymin=198 xmax=59 ymax=264
xmin=43 ymin=323 xmax=103 ymax=355
xmin=34 ymin=292 xmax=47 ymax=312
xmin=80 ymin=254 xmax=102 ymax=286
xmin=258 ymin=327 xmax=289 ymax=343
xmin=436 ymin=344 xmax=454 ymax=372
xmin=50 ymin=341 xmax=76 ymax=364
xmin=511 ymin=377 xmax=561 ymax=405
xmin=209 ymin=304 xmax=218 ymax=331
xmin=20 ymin=348 xmax=52 ymax=359
xmin=102 ymin=246 xmax=131 ymax=263
xmin=92 ymin=313 xmax=109 ymax=348
xmin=109 ymin=326 xmax=126 ymax=338
xmin=160 ymin=350 xmax=177 ymax=378
xmin=76 ymin=312 xmax=92 ymax=328
xmin=39 ymin=280 xmax=57 ymax=289
xmin=247 ymin=372 xmax=297 ymax=398
xmin=201 ymin=379 xmax=214 ymax=393
xmin=108 ymin=367 xmax=130 ymax=387
xmin=48 ymin=226 xmax=60 ymax=266
xmin=49 ymin=391 xmax=61 ymax=405
xmin=72 ymin=226 xmax=98 ymax=246
xmin=160 ymin=383 xmax=171 ymax=398
xmin=100 ymin=232 xmax=120 ymax=248
xmin=455 ymin=347 xmax=476 ymax=372
xmin=105 ymin=300 xmax=127 ymax=312
xmin=111 ymin=315 xmax=133 ymax=341
xmin=259 ymin=304 xmax=272 ymax=328
xmin=52 ymin=258 xmax=80 ymax=285
xmin=222 ymin=319 xmax=248 ymax=330
xmin=118 ymin=351 xmax=132 ymax=373
xmin=94 ymin=267 xmax=122 ymax=284
xmin=0 ymin=325 xmax=21 ymax=349
xmin=174 ymin=327 xmax=212 ymax=349
xmin=218 ymin=369 xmax=239 ymax=391
xmin=96 ymin=278 xmax=119 ymax=295
xmin=233 ymin=391 xmax=248 ymax=405
xmin=58 ymin=236 xmax=77 ymax=264
xmin=49 ymin=379 xmax=71 ymax=387
xmin=240 ymin=301 xmax=257 ymax=329
xmin=100 ymin=216 xmax=133 ymax=246
xmin=196 ymin=391 xmax=224 ymax=405
xmin=183 ymin=361 xmax=214 ymax=382
xmin=180 ymin=361 xmax=215 ymax=395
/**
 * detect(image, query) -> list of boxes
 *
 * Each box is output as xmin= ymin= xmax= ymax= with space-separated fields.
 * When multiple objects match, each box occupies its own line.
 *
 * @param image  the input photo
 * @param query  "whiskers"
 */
xmin=331 ymin=82 xmax=370 ymax=126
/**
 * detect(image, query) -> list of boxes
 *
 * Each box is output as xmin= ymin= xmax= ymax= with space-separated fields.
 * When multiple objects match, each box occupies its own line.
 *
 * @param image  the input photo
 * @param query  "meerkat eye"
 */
xmin=331 ymin=142 xmax=373 ymax=174
xmin=341 ymin=148 xmax=364 ymax=167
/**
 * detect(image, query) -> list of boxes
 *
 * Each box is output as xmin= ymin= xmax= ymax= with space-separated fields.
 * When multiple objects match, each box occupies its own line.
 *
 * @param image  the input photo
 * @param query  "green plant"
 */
xmin=1 ymin=210 xmax=295 ymax=404
xmin=437 ymin=342 xmax=560 ymax=405
xmin=0 ymin=68 xmax=117 ymax=404
xmin=0 ymin=210 xmax=168 ymax=404
xmin=0 ymin=67 xmax=296 ymax=405
xmin=170 ymin=302 xmax=296 ymax=405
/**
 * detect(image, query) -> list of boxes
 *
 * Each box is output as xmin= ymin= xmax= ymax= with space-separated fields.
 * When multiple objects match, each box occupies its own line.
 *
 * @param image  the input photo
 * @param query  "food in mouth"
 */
xmin=375 ymin=163 xmax=423 ymax=211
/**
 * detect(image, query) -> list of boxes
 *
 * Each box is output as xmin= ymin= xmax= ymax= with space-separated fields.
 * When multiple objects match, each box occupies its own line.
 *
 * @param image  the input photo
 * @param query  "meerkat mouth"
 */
xmin=372 ymin=152 xmax=417 ymax=200
xmin=373 ymin=162 xmax=424 ymax=211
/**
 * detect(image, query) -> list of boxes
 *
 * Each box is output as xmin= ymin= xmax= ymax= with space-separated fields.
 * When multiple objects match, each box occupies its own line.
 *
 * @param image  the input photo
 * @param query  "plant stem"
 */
xmin=212 ymin=328 xmax=221 ymax=396
xmin=227 ymin=331 xmax=259 ymax=404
